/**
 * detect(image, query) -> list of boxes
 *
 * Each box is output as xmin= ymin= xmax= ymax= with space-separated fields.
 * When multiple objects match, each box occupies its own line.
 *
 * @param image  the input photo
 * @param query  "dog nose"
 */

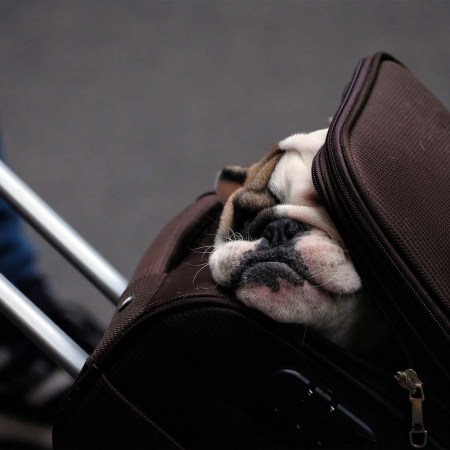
xmin=262 ymin=219 xmax=308 ymax=247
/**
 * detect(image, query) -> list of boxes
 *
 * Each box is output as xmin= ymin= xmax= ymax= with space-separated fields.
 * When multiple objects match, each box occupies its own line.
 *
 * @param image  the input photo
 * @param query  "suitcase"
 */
xmin=1 ymin=51 xmax=449 ymax=449
xmin=51 ymin=52 xmax=450 ymax=449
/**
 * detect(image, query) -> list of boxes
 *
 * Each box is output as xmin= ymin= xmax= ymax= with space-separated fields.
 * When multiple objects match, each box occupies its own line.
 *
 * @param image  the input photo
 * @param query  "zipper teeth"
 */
xmin=316 ymin=60 xmax=450 ymax=347
xmin=314 ymin=155 xmax=414 ymax=368
xmin=333 ymin=122 xmax=450 ymax=345
xmin=322 ymin=143 xmax=450 ymax=378
xmin=364 ymin=284 xmax=413 ymax=366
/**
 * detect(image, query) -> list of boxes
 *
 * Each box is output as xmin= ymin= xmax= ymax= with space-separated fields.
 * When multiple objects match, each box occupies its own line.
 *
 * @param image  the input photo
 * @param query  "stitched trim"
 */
xmin=102 ymin=374 xmax=184 ymax=449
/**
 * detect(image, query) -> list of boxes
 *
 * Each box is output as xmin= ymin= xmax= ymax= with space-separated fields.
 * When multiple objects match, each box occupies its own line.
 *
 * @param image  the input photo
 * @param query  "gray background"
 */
xmin=0 ymin=0 xmax=449 ymax=326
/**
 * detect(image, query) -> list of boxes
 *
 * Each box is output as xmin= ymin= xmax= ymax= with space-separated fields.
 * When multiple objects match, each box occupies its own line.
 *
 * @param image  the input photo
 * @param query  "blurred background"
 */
xmin=0 ymin=0 xmax=449 ymax=327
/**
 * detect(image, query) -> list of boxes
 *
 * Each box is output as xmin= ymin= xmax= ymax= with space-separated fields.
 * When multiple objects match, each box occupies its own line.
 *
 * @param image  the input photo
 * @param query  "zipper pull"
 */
xmin=395 ymin=369 xmax=428 ymax=448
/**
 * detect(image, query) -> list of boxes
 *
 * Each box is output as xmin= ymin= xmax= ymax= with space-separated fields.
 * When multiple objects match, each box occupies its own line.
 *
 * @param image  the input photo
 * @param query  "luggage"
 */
xmin=3 ymin=51 xmax=449 ymax=448
xmin=312 ymin=52 xmax=450 ymax=448
xmin=53 ymin=53 xmax=450 ymax=448
xmin=55 ymin=193 xmax=392 ymax=449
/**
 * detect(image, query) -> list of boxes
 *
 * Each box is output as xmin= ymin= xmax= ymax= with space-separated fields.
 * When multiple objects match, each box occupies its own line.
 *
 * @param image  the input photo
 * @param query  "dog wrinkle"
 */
xmin=231 ymin=191 xmax=276 ymax=233
xmin=210 ymin=127 xmax=390 ymax=351
xmin=269 ymin=150 xmax=318 ymax=207
xmin=240 ymin=261 xmax=304 ymax=292
xmin=275 ymin=204 xmax=343 ymax=245
xmin=242 ymin=208 xmax=278 ymax=240
xmin=236 ymin=246 xmax=310 ymax=281
xmin=296 ymin=234 xmax=361 ymax=294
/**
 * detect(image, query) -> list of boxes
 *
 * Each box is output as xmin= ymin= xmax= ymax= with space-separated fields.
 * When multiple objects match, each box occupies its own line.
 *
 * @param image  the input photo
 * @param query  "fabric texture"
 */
xmin=346 ymin=60 xmax=450 ymax=309
xmin=54 ymin=53 xmax=450 ymax=449
xmin=54 ymin=194 xmax=408 ymax=449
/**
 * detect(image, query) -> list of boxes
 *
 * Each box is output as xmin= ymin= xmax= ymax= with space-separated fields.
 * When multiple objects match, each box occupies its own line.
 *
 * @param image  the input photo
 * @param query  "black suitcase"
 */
xmin=51 ymin=52 xmax=450 ymax=450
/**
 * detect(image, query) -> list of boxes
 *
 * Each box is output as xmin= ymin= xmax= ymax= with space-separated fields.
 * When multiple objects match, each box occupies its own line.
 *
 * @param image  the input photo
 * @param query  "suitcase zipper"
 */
xmin=288 ymin=329 xmax=438 ymax=447
xmin=312 ymin=56 xmax=450 ymax=351
xmin=395 ymin=369 xmax=427 ymax=449
xmin=311 ymin=56 xmax=450 ymax=447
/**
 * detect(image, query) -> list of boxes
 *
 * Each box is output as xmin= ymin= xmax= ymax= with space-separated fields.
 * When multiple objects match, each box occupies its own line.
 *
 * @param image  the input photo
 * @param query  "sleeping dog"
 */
xmin=209 ymin=129 xmax=388 ymax=352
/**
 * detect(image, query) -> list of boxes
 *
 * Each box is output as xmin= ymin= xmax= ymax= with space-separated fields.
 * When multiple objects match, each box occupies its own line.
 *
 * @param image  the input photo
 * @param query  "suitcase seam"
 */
xmin=102 ymin=373 xmax=185 ymax=449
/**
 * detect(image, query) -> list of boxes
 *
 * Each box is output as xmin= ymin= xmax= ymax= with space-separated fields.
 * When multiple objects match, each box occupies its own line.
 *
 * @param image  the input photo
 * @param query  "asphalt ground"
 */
xmin=0 ymin=0 xmax=448 ymax=339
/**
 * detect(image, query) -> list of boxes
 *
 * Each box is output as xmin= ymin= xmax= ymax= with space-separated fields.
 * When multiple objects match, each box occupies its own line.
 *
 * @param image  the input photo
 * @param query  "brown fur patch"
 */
xmin=217 ymin=147 xmax=284 ymax=239
xmin=245 ymin=146 xmax=284 ymax=191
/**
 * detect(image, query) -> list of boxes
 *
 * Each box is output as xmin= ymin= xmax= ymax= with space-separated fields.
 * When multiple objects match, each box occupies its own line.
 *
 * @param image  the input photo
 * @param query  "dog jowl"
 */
xmin=209 ymin=129 xmax=388 ymax=352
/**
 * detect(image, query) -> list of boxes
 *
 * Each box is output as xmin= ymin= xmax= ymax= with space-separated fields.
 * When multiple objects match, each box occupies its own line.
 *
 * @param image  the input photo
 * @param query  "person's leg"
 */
xmin=0 ymin=136 xmax=38 ymax=287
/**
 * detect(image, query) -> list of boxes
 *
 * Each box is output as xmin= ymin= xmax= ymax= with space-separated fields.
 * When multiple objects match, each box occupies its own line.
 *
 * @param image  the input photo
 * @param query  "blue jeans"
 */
xmin=0 ymin=135 xmax=37 ymax=286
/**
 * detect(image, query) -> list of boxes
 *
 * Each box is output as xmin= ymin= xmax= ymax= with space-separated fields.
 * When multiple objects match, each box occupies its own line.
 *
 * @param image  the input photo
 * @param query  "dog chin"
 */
xmin=236 ymin=277 xmax=383 ymax=351
xmin=236 ymin=278 xmax=344 ymax=325
xmin=209 ymin=236 xmax=369 ymax=347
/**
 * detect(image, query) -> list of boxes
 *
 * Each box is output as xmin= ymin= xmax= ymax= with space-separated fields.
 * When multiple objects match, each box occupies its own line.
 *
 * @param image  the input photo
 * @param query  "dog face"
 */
xmin=209 ymin=129 xmax=386 ymax=350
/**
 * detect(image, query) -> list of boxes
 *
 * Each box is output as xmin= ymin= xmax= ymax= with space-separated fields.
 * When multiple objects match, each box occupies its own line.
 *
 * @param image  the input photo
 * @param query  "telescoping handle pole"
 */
xmin=0 ymin=160 xmax=128 ymax=304
xmin=0 ymin=160 xmax=129 ymax=377
xmin=0 ymin=273 xmax=87 ymax=377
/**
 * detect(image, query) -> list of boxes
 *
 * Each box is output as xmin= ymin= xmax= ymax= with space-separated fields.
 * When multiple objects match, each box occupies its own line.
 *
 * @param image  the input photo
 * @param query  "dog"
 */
xmin=209 ymin=129 xmax=388 ymax=352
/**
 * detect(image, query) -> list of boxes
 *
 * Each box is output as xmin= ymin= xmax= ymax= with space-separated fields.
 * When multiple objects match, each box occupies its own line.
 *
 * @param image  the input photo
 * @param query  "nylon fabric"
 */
xmin=131 ymin=193 xmax=222 ymax=278
xmin=54 ymin=54 xmax=450 ymax=449
xmin=345 ymin=61 xmax=450 ymax=310
xmin=89 ymin=193 xmax=223 ymax=365
xmin=54 ymin=372 xmax=183 ymax=449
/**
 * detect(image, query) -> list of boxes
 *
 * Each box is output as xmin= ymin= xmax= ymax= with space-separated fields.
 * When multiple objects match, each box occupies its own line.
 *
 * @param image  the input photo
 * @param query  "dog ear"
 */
xmin=215 ymin=165 xmax=248 ymax=203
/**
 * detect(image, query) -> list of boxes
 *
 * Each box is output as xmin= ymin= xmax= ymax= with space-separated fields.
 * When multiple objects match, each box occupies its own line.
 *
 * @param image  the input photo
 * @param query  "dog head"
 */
xmin=209 ymin=129 xmax=386 ymax=350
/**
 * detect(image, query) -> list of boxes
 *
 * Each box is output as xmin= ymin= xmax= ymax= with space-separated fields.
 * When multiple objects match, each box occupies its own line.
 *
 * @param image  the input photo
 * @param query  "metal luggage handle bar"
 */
xmin=0 ymin=273 xmax=87 ymax=377
xmin=0 ymin=160 xmax=128 ymax=303
xmin=0 ymin=160 xmax=129 ymax=376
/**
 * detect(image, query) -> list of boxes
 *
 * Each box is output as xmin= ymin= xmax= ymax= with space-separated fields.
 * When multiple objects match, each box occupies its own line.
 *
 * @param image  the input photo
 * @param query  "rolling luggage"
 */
xmin=1 ymin=51 xmax=449 ymax=449
xmin=52 ymin=52 xmax=450 ymax=449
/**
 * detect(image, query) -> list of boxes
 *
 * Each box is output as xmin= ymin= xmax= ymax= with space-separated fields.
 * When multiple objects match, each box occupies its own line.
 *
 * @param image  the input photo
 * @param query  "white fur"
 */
xmin=210 ymin=129 xmax=388 ymax=350
xmin=209 ymin=239 xmax=260 ymax=286
xmin=270 ymin=129 xmax=343 ymax=245
xmin=278 ymin=128 xmax=328 ymax=154
xmin=272 ymin=129 xmax=327 ymax=207
xmin=295 ymin=230 xmax=361 ymax=294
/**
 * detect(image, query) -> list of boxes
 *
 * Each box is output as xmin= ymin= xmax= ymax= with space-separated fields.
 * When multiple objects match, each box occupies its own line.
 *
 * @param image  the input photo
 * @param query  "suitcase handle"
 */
xmin=0 ymin=160 xmax=127 ymax=303
xmin=0 ymin=160 xmax=129 ymax=376
xmin=0 ymin=273 xmax=87 ymax=377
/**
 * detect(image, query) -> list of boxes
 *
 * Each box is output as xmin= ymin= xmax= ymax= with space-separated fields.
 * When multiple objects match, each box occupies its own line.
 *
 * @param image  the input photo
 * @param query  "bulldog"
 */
xmin=209 ymin=129 xmax=388 ymax=352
